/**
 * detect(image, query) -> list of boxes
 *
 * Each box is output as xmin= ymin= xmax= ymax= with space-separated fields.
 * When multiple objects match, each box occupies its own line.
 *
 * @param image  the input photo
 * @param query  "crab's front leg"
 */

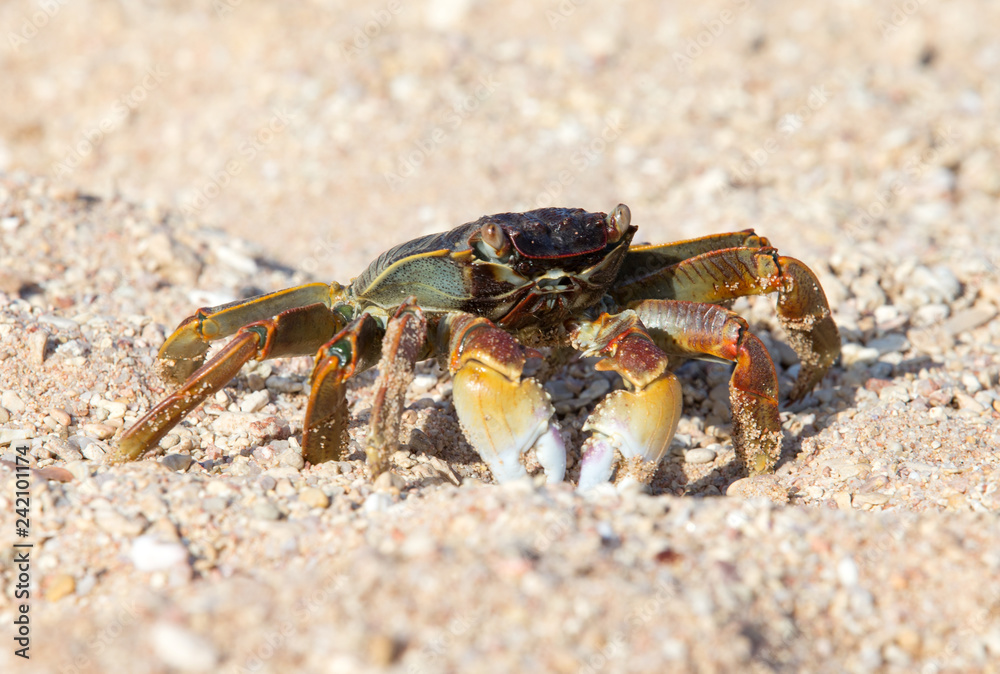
xmin=632 ymin=300 xmax=783 ymax=475
xmin=569 ymin=312 xmax=683 ymax=490
xmin=439 ymin=313 xmax=566 ymax=483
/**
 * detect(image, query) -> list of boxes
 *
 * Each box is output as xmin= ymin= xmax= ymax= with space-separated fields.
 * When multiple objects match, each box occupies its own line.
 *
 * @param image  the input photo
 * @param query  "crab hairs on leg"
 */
xmin=439 ymin=313 xmax=566 ymax=484
xmin=365 ymin=299 xmax=429 ymax=478
xmin=115 ymin=302 xmax=343 ymax=463
xmin=302 ymin=313 xmax=385 ymax=465
xmin=570 ymin=312 xmax=682 ymax=491
xmin=631 ymin=300 xmax=782 ymax=475
xmin=157 ymin=282 xmax=345 ymax=384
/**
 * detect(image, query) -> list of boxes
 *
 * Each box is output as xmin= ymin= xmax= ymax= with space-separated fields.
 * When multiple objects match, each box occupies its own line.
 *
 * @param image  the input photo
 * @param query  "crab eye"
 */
xmin=479 ymin=223 xmax=509 ymax=258
xmin=606 ymin=203 xmax=631 ymax=243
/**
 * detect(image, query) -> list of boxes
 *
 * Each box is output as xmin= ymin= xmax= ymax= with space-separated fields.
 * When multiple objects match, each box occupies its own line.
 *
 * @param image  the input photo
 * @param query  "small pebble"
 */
xmin=83 ymin=423 xmax=116 ymax=440
xmin=29 ymin=331 xmax=48 ymax=365
xmin=374 ymin=470 xmax=404 ymax=493
xmin=81 ymin=440 xmax=109 ymax=462
xmin=943 ymin=304 xmax=997 ymax=336
xmin=953 ymin=392 xmax=984 ymax=413
xmin=239 ymin=389 xmax=270 ymax=413
xmin=131 ymin=535 xmax=189 ymax=571
xmin=49 ymin=408 xmax=72 ymax=426
xmin=364 ymin=492 xmax=393 ymax=513
xmin=265 ymin=376 xmax=302 ymax=393
xmin=259 ymin=475 xmax=277 ymax=491
xmin=64 ymin=461 xmax=91 ymax=481
xmin=0 ymin=428 xmax=30 ymax=445
xmin=685 ymin=447 xmax=717 ymax=464
xmin=300 ymin=487 xmax=330 ymax=509
xmin=867 ymin=334 xmax=909 ymax=355
xmin=48 ymin=439 xmax=83 ymax=461
xmin=105 ymin=402 xmax=127 ymax=419
xmin=854 ymin=492 xmax=890 ymax=507
xmin=2 ymin=390 xmax=26 ymax=414
xmin=151 ymin=622 xmax=219 ymax=672
xmin=961 ymin=373 xmax=983 ymax=394
xmin=39 ymin=314 xmax=79 ymax=331
xmin=280 ymin=449 xmax=305 ymax=470
xmin=841 ymin=344 xmax=880 ymax=366
xmin=253 ymin=501 xmax=282 ymax=520
xmin=837 ymin=556 xmax=860 ymax=587
xmin=411 ymin=373 xmax=439 ymax=394
xmin=161 ymin=454 xmax=192 ymax=472
xmin=43 ymin=573 xmax=76 ymax=601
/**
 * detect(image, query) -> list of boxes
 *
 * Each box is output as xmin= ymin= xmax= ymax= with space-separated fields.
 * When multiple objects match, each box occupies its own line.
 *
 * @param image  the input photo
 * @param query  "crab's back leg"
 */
xmin=158 ymin=283 xmax=345 ymax=384
xmin=569 ymin=312 xmax=682 ymax=490
xmin=612 ymin=246 xmax=840 ymax=401
xmin=302 ymin=313 xmax=384 ymax=464
xmin=115 ymin=302 xmax=343 ymax=462
xmin=631 ymin=299 xmax=783 ymax=475
xmin=365 ymin=299 xmax=429 ymax=477
xmin=438 ymin=313 xmax=566 ymax=484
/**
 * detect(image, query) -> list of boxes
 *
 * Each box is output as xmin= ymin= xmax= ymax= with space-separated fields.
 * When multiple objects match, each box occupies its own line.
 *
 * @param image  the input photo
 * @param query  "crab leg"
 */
xmin=631 ymin=300 xmax=783 ymax=475
xmin=569 ymin=312 xmax=682 ymax=490
xmin=157 ymin=282 xmax=346 ymax=384
xmin=302 ymin=314 xmax=384 ymax=464
xmin=115 ymin=302 xmax=342 ymax=462
xmin=615 ymin=230 xmax=766 ymax=287
xmin=365 ymin=299 xmax=429 ymax=477
xmin=439 ymin=313 xmax=565 ymax=484
xmin=613 ymin=246 xmax=840 ymax=400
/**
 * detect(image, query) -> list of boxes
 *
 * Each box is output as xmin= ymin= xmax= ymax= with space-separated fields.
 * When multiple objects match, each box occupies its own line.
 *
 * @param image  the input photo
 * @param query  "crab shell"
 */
xmin=349 ymin=206 xmax=637 ymax=331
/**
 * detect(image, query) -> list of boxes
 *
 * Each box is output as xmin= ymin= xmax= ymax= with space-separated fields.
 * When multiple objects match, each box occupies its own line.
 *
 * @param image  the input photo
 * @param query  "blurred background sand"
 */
xmin=3 ymin=0 xmax=996 ymax=284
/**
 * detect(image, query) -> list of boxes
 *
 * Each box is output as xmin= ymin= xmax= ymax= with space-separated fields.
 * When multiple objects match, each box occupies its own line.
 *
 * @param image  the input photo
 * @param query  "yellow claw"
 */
xmin=579 ymin=372 xmax=682 ymax=490
xmin=452 ymin=361 xmax=565 ymax=483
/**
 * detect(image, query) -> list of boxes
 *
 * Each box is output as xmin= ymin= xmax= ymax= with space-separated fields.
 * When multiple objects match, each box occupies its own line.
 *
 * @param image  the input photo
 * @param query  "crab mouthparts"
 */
xmin=535 ymin=274 xmax=577 ymax=292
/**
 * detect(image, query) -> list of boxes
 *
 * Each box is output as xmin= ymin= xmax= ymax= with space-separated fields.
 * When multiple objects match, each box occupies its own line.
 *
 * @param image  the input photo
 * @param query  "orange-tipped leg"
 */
xmin=440 ymin=313 xmax=565 ymax=484
xmin=774 ymin=256 xmax=841 ymax=400
xmin=632 ymin=300 xmax=783 ymax=475
xmin=115 ymin=301 xmax=342 ymax=463
xmin=612 ymin=245 xmax=840 ymax=401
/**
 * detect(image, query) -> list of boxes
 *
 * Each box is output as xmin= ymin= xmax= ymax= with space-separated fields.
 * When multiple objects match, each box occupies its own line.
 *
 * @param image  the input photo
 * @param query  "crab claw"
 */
xmin=578 ymin=374 xmax=682 ymax=491
xmin=444 ymin=313 xmax=565 ymax=484
xmin=570 ymin=312 xmax=681 ymax=490
xmin=453 ymin=362 xmax=566 ymax=483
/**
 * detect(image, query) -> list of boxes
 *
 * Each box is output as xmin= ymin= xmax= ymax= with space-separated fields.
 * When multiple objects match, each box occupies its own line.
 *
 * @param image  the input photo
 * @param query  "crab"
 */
xmin=115 ymin=204 xmax=840 ymax=488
